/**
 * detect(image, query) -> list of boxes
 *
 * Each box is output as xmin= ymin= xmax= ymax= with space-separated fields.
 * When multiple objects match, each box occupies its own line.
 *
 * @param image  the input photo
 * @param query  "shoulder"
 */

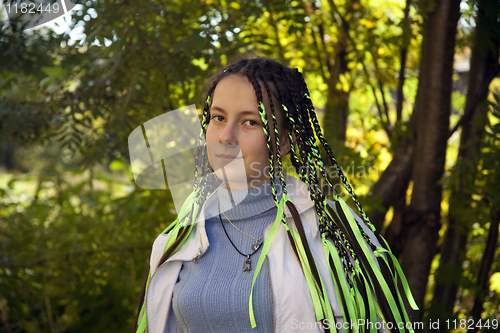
xmin=149 ymin=230 xmax=173 ymax=275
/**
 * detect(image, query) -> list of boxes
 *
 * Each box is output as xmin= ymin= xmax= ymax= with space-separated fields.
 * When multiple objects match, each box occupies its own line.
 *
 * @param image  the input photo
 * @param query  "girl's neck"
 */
xmin=217 ymin=176 xmax=283 ymax=221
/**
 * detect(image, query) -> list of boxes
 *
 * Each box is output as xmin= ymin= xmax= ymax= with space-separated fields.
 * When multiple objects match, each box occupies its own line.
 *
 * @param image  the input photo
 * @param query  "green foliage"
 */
xmin=0 ymin=144 xmax=176 ymax=331
xmin=1 ymin=0 xmax=499 ymax=331
xmin=438 ymin=87 xmax=500 ymax=323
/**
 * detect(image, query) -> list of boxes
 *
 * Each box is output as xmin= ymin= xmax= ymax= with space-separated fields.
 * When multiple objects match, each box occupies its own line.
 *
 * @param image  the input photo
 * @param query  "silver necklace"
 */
xmin=218 ymin=201 xmax=263 ymax=272
xmin=220 ymin=207 xmax=263 ymax=250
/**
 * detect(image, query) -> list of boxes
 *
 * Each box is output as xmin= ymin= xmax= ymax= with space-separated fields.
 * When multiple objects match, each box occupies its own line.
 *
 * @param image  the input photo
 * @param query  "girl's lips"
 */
xmin=216 ymin=154 xmax=242 ymax=161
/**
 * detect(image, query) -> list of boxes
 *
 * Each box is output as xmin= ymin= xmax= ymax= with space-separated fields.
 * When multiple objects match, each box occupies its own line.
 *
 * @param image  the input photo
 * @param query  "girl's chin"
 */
xmin=213 ymin=169 xmax=249 ymax=189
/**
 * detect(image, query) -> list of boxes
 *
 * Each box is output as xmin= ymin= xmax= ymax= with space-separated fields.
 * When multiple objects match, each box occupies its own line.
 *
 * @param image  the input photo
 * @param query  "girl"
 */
xmin=134 ymin=57 xmax=418 ymax=333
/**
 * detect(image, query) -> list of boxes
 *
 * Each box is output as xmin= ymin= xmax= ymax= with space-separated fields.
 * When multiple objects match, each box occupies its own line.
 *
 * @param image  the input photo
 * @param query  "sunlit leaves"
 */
xmin=2 ymin=0 xmax=500 ymax=330
xmin=0 ymin=146 xmax=176 ymax=330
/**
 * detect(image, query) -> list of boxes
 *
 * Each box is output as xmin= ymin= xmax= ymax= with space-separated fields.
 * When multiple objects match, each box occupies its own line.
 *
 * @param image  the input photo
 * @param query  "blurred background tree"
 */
xmin=0 ymin=0 xmax=499 ymax=331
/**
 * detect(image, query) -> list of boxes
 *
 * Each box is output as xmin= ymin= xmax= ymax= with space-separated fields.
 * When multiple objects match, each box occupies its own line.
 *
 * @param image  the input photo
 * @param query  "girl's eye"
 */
xmin=211 ymin=115 xmax=225 ymax=122
xmin=244 ymin=120 xmax=259 ymax=127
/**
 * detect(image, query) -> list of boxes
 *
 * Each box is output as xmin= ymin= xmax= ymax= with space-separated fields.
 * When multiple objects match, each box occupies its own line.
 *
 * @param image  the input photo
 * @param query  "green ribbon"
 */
xmin=325 ymin=197 xmax=407 ymax=330
xmin=351 ymin=277 xmax=365 ymax=331
xmin=136 ymin=191 xmax=199 ymax=333
xmin=286 ymin=225 xmax=324 ymax=321
xmin=163 ymin=191 xmax=200 ymax=251
xmin=136 ymin=272 xmax=151 ymax=333
xmin=323 ymin=235 xmax=359 ymax=333
xmin=249 ymin=193 xmax=288 ymax=328
xmin=317 ymin=269 xmax=336 ymax=332
xmin=355 ymin=268 xmax=378 ymax=333
xmin=161 ymin=190 xmax=197 ymax=236
xmin=374 ymin=247 xmax=419 ymax=311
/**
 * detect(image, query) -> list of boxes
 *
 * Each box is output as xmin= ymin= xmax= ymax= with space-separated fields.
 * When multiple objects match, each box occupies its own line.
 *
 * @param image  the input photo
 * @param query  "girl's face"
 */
xmin=206 ymin=75 xmax=289 ymax=190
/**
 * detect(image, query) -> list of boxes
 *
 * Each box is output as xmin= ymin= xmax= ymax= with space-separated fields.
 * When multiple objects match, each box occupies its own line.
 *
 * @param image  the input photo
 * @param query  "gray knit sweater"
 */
xmin=172 ymin=180 xmax=284 ymax=332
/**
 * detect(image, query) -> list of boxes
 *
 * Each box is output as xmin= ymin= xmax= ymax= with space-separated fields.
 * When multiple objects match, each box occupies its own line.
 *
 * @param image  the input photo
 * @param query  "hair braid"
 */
xmin=280 ymin=68 xmax=360 ymax=274
xmin=193 ymin=90 xmax=215 ymax=192
xmin=259 ymin=71 xmax=287 ymax=195
xmin=280 ymin=103 xmax=306 ymax=178
xmin=297 ymin=76 xmax=377 ymax=249
xmin=282 ymin=70 xmax=316 ymax=188
xmin=269 ymin=69 xmax=306 ymax=177
xmin=266 ymin=71 xmax=313 ymax=212
xmin=246 ymin=67 xmax=280 ymax=207
xmin=282 ymin=71 xmax=327 ymax=214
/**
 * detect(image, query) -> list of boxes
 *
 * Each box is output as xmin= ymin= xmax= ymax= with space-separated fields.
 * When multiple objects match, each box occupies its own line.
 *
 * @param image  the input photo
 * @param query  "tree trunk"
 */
xmin=382 ymin=175 xmax=411 ymax=257
xmin=428 ymin=0 xmax=500 ymax=328
xmin=322 ymin=0 xmax=359 ymax=150
xmin=323 ymin=52 xmax=349 ymax=147
xmin=322 ymin=79 xmax=349 ymax=197
xmin=468 ymin=210 xmax=500 ymax=332
xmin=0 ymin=140 xmax=16 ymax=171
xmin=369 ymin=135 xmax=414 ymax=232
xmin=398 ymin=0 xmax=461 ymax=322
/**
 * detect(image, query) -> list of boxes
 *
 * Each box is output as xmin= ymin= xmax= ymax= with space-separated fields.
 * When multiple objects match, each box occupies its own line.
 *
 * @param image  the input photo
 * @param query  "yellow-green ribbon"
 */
xmin=136 ymin=272 xmax=151 ymax=333
xmin=323 ymin=235 xmax=359 ymax=333
xmin=248 ymin=194 xmax=288 ymax=328
xmin=374 ymin=247 xmax=419 ymax=311
xmin=325 ymin=198 xmax=407 ymax=330
xmin=286 ymin=225 xmax=324 ymax=321
xmin=136 ymin=191 xmax=199 ymax=333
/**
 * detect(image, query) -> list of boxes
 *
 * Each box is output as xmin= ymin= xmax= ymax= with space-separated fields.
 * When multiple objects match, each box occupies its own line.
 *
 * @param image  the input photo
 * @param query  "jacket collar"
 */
xmin=198 ymin=173 xmax=315 ymax=221
xmin=167 ymin=174 xmax=317 ymax=263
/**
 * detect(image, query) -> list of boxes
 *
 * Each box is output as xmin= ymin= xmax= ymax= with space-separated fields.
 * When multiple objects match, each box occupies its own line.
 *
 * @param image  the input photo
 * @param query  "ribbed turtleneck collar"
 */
xmin=207 ymin=177 xmax=284 ymax=221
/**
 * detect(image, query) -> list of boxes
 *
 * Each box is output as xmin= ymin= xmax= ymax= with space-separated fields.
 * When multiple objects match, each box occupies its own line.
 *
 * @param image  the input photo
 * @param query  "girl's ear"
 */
xmin=279 ymin=131 xmax=296 ymax=156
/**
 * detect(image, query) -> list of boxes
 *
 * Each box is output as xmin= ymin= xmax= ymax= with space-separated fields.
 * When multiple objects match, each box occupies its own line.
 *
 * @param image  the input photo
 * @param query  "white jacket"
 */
xmin=145 ymin=174 xmax=380 ymax=333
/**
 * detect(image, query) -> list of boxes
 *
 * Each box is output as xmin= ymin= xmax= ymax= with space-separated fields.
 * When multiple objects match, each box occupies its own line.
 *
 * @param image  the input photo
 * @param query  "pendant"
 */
xmin=243 ymin=256 xmax=252 ymax=272
xmin=251 ymin=241 xmax=262 ymax=252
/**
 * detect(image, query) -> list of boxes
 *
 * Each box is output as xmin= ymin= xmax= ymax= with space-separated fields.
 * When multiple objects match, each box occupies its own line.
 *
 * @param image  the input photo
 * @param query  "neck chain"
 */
xmin=218 ymin=201 xmax=263 ymax=272
xmin=220 ymin=207 xmax=263 ymax=245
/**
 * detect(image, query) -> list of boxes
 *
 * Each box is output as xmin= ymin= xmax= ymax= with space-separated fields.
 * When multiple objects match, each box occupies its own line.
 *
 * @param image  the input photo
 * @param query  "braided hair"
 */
xmin=135 ymin=57 xmax=418 ymax=333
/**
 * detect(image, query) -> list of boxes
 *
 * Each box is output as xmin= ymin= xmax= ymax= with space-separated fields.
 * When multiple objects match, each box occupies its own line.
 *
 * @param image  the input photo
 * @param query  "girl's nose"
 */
xmin=218 ymin=124 xmax=237 ymax=146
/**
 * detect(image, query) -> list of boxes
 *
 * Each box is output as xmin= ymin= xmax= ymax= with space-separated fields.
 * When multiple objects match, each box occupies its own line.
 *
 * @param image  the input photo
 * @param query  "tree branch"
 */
xmin=396 ymin=0 xmax=412 ymax=125
xmin=44 ymin=288 xmax=55 ymax=333
xmin=448 ymin=63 xmax=500 ymax=138
xmin=327 ymin=0 xmax=391 ymax=138
xmin=310 ymin=0 xmax=333 ymax=75
xmin=378 ymin=78 xmax=392 ymax=138
xmin=267 ymin=4 xmax=286 ymax=64
xmin=368 ymin=136 xmax=414 ymax=231
xmin=309 ymin=25 xmax=328 ymax=80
